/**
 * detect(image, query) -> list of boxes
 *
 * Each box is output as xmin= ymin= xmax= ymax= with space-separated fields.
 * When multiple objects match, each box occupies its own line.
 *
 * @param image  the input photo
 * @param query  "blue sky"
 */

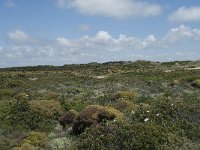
xmin=0 ymin=0 xmax=200 ymax=67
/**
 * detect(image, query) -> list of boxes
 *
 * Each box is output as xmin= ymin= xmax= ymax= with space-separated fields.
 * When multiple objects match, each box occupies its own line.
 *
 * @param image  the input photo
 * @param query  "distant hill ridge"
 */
xmin=0 ymin=60 xmax=197 ymax=71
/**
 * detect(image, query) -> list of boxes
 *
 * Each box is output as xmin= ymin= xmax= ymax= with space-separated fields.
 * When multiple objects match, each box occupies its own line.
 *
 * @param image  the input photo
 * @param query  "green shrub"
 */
xmin=12 ymin=143 xmax=37 ymax=150
xmin=72 ymin=105 xmax=124 ymax=134
xmin=115 ymin=100 xmax=140 ymax=112
xmin=59 ymin=109 xmax=78 ymax=127
xmin=9 ymin=99 xmax=55 ymax=130
xmin=50 ymin=137 xmax=74 ymax=150
xmin=9 ymin=100 xmax=39 ymax=130
xmin=6 ymin=80 xmax=24 ymax=88
xmin=76 ymin=122 xmax=183 ymax=150
xmin=0 ymin=88 xmax=14 ymax=98
xmin=29 ymin=100 xmax=64 ymax=119
xmin=191 ymin=79 xmax=200 ymax=88
xmin=0 ymin=100 xmax=12 ymax=131
xmin=23 ymin=131 xmax=47 ymax=148
xmin=111 ymin=91 xmax=139 ymax=102
xmin=131 ymin=98 xmax=200 ymax=141
xmin=44 ymin=92 xmax=60 ymax=100
xmin=169 ymin=80 xmax=180 ymax=86
xmin=0 ymin=136 xmax=10 ymax=150
xmin=67 ymin=100 xmax=87 ymax=112
xmin=14 ymin=93 xmax=29 ymax=101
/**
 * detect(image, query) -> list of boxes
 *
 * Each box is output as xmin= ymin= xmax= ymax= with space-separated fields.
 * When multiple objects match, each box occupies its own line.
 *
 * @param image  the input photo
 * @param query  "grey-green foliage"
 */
xmin=50 ymin=137 xmax=73 ymax=150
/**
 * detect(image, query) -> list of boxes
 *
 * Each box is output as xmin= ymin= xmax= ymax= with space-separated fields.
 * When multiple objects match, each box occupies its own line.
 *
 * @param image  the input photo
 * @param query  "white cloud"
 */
xmin=95 ymin=31 xmax=112 ymax=41
xmin=56 ymin=0 xmax=161 ymax=18
xmin=140 ymin=35 xmax=156 ymax=49
xmin=163 ymin=25 xmax=200 ymax=44
xmin=169 ymin=6 xmax=200 ymax=22
xmin=8 ymin=30 xmax=32 ymax=43
xmin=57 ymin=37 xmax=71 ymax=47
xmin=56 ymin=31 xmax=157 ymax=52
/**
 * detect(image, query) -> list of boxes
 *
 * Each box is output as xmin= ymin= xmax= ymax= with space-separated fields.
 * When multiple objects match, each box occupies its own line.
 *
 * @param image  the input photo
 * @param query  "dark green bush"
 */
xmin=9 ymin=99 xmax=55 ymax=130
xmin=76 ymin=122 xmax=183 ymax=150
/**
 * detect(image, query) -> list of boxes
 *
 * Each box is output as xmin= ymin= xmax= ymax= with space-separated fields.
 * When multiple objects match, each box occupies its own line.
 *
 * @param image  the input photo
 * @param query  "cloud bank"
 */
xmin=1 ymin=25 xmax=200 ymax=67
xmin=56 ymin=0 xmax=161 ymax=18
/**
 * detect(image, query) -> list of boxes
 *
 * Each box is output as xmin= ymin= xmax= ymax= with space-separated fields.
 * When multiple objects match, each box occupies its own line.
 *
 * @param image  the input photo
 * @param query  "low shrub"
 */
xmin=111 ymin=91 xmax=139 ymax=102
xmin=191 ymin=79 xmax=200 ymax=88
xmin=44 ymin=92 xmax=60 ymax=100
xmin=0 ymin=88 xmax=14 ymax=98
xmin=50 ymin=137 xmax=74 ymax=150
xmin=14 ymin=93 xmax=29 ymax=101
xmin=67 ymin=100 xmax=87 ymax=112
xmin=29 ymin=100 xmax=64 ymax=119
xmin=72 ymin=105 xmax=124 ymax=134
xmin=115 ymin=100 xmax=140 ymax=112
xmin=0 ymin=136 xmax=10 ymax=150
xmin=12 ymin=143 xmax=37 ymax=150
xmin=76 ymin=122 xmax=183 ymax=150
xmin=169 ymin=80 xmax=180 ymax=86
xmin=59 ymin=109 xmax=78 ymax=128
xmin=23 ymin=131 xmax=47 ymax=148
xmin=6 ymin=80 xmax=25 ymax=88
xmin=9 ymin=99 xmax=55 ymax=130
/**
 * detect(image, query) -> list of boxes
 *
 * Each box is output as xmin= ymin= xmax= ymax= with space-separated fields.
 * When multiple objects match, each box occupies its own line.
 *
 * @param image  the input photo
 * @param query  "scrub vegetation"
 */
xmin=0 ymin=60 xmax=200 ymax=149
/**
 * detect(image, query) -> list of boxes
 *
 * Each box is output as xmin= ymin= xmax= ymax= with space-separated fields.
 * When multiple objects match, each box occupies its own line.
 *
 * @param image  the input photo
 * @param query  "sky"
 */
xmin=0 ymin=0 xmax=200 ymax=67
